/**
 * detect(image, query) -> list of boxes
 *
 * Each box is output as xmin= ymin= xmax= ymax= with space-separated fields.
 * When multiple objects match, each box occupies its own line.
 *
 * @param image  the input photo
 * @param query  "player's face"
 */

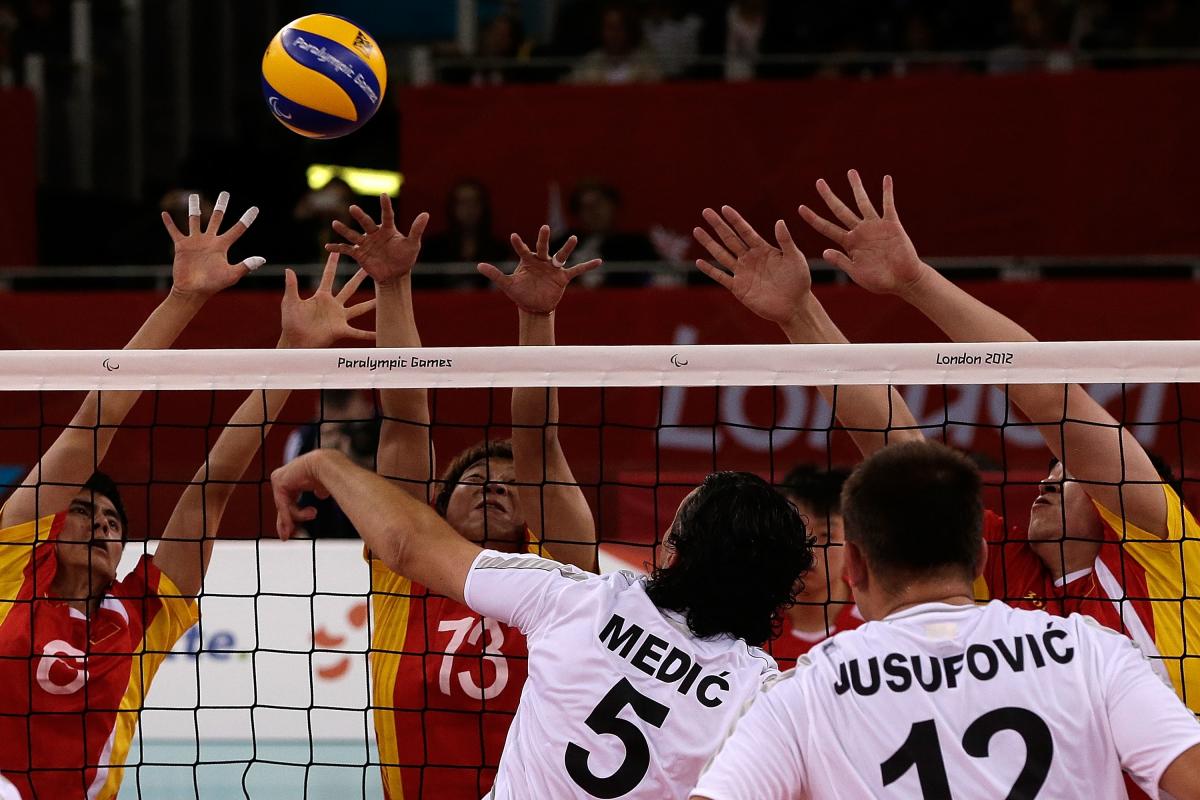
xmin=444 ymin=457 xmax=525 ymax=547
xmin=1027 ymin=462 xmax=1103 ymax=562
xmin=55 ymin=491 xmax=124 ymax=591
xmin=792 ymin=499 xmax=846 ymax=602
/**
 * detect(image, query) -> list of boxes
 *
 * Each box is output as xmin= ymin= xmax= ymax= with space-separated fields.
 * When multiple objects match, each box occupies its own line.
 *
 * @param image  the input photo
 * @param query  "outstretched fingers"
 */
xmin=206 ymin=191 xmax=230 ymax=235
xmin=692 ymin=226 xmax=738 ymax=271
xmin=161 ymin=212 xmax=184 ymax=243
xmin=798 ymin=204 xmax=848 ymax=246
xmin=407 ymin=211 xmax=430 ymax=241
xmin=847 ymin=169 xmax=879 ymax=219
xmin=349 ymin=205 xmax=379 ymax=234
xmin=774 ymin=219 xmax=804 ymax=260
xmin=822 ymin=248 xmax=855 ymax=274
xmin=345 ymin=298 xmax=377 ymax=320
xmin=815 ymin=179 xmax=860 ymax=228
xmin=233 ymin=256 xmax=265 ymax=275
xmin=564 ymin=258 xmax=602 ymax=279
xmin=719 ymin=206 xmax=767 ymax=249
xmin=379 ymin=193 xmax=396 ymax=229
xmin=318 ymin=251 xmax=339 ymax=293
xmin=324 ymin=242 xmax=357 ymax=258
xmin=284 ymin=268 xmax=301 ymax=302
xmin=477 ymin=262 xmax=511 ymax=287
xmin=553 ymin=235 xmax=578 ymax=265
xmin=187 ymin=193 xmax=202 ymax=236
xmin=535 ymin=225 xmax=551 ymax=260
xmin=695 ymin=259 xmax=735 ymax=290
xmin=510 ymin=232 xmax=534 ymax=261
xmin=331 ymin=219 xmax=363 ymax=245
xmin=882 ymin=174 xmax=899 ymax=221
xmin=336 ymin=266 xmax=369 ymax=302
xmin=701 ymin=207 xmax=748 ymax=255
xmin=221 ymin=206 xmax=260 ymax=246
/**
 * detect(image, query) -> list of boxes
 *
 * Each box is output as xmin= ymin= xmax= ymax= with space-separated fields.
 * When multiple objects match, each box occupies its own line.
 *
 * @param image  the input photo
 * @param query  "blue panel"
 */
xmin=280 ymin=27 xmax=382 ymax=124
xmin=261 ymin=76 xmax=363 ymax=139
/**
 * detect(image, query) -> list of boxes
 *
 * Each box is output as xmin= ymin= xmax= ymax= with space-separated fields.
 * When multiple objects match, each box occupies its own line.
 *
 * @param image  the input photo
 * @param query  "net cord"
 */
xmin=4 ymin=341 xmax=1200 ymax=391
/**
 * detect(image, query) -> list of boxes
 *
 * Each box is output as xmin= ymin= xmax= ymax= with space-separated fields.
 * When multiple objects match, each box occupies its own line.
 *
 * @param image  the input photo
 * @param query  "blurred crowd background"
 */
xmin=0 ymin=0 xmax=1198 ymax=283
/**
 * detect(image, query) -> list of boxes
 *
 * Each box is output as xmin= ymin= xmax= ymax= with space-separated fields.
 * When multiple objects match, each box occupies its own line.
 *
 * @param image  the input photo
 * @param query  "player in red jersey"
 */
xmin=0 ymin=195 xmax=375 ymax=800
xmin=800 ymin=170 xmax=1200 ymax=721
xmin=328 ymin=199 xmax=601 ymax=799
xmin=769 ymin=466 xmax=862 ymax=670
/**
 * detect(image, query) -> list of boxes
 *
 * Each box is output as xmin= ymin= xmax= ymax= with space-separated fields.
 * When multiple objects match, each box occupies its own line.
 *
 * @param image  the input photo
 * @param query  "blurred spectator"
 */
xmin=471 ymin=13 xmax=528 ymax=86
xmin=441 ymin=11 xmax=533 ymax=86
xmin=724 ymin=0 xmax=767 ymax=80
xmin=421 ymin=179 xmax=507 ymax=288
xmin=569 ymin=3 xmax=662 ymax=84
xmin=642 ymin=0 xmax=703 ymax=78
xmin=989 ymin=0 xmax=1077 ymax=74
xmin=0 ymin=2 xmax=15 ymax=87
xmin=553 ymin=180 xmax=657 ymax=286
xmin=294 ymin=177 xmax=356 ymax=254
xmin=1133 ymin=0 xmax=1200 ymax=48
xmin=283 ymin=390 xmax=380 ymax=539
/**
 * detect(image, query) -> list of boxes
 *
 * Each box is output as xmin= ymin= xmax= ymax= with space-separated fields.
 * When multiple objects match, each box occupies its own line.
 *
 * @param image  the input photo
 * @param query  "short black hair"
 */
xmin=782 ymin=465 xmax=851 ymax=518
xmin=1049 ymin=452 xmax=1182 ymax=494
xmin=82 ymin=471 xmax=129 ymax=535
xmin=645 ymin=472 xmax=814 ymax=646
xmin=433 ymin=439 xmax=514 ymax=518
xmin=842 ymin=441 xmax=983 ymax=586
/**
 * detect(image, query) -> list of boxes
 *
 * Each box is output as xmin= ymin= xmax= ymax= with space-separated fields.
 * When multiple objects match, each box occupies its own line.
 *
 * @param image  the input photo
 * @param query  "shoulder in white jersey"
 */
xmin=693 ymin=600 xmax=1200 ymax=800
xmin=466 ymin=549 xmax=780 ymax=799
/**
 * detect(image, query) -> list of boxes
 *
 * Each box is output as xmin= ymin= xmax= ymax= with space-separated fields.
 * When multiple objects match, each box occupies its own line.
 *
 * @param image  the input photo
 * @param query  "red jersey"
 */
xmin=978 ymin=493 xmax=1200 ymax=714
xmin=0 ymin=513 xmax=198 ymax=800
xmin=1083 ymin=488 xmax=1200 ymax=714
xmin=768 ymin=601 xmax=863 ymax=671
xmin=369 ymin=558 xmax=529 ymax=800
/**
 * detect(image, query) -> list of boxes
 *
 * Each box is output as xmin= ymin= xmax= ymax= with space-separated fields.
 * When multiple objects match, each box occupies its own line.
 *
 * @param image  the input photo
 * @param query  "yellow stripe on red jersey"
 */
xmin=367 ymin=534 xmax=548 ymax=800
xmin=0 ymin=513 xmax=198 ymax=799
xmin=0 ymin=514 xmax=63 ymax=629
xmin=1093 ymin=485 xmax=1200 ymax=714
xmin=95 ymin=559 xmax=199 ymax=799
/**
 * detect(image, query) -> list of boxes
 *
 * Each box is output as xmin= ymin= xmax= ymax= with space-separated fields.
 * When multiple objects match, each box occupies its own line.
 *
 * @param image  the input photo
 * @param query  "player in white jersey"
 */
xmin=693 ymin=441 xmax=1200 ymax=800
xmin=270 ymin=451 xmax=813 ymax=799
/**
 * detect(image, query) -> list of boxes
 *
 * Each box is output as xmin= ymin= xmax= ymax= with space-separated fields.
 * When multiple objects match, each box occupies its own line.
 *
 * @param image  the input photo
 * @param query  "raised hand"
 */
xmin=477 ymin=225 xmax=602 ymax=314
xmin=326 ymin=193 xmax=429 ymax=286
xmin=798 ymin=170 xmax=928 ymax=296
xmin=271 ymin=450 xmax=328 ymax=540
xmin=161 ymin=191 xmax=265 ymax=298
xmin=692 ymin=206 xmax=811 ymax=325
xmin=281 ymin=252 xmax=377 ymax=349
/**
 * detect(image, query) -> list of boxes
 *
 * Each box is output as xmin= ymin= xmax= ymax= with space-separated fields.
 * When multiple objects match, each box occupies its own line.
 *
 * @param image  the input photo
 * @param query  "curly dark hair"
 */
xmin=432 ymin=439 xmax=514 ymax=518
xmin=645 ymin=472 xmax=814 ymax=646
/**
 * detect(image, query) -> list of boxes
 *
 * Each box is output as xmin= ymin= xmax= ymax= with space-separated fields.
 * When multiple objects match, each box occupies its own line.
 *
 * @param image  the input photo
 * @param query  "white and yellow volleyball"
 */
xmin=261 ymin=14 xmax=387 ymax=139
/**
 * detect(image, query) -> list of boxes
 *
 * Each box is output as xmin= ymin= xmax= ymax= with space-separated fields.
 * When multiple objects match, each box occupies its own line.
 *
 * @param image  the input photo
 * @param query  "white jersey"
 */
xmin=463 ymin=549 xmax=778 ymax=799
xmin=694 ymin=601 xmax=1200 ymax=800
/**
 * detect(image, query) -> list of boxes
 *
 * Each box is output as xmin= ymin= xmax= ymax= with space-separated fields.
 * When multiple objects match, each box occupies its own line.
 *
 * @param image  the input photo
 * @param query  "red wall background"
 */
xmin=0 ymin=281 xmax=1196 ymax=542
xmin=0 ymin=89 xmax=37 ymax=268
xmin=398 ymin=68 xmax=1200 ymax=259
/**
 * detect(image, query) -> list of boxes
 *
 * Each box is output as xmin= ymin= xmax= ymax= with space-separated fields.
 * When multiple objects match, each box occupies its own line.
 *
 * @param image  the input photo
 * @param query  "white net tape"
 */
xmin=5 ymin=341 xmax=1200 ymax=390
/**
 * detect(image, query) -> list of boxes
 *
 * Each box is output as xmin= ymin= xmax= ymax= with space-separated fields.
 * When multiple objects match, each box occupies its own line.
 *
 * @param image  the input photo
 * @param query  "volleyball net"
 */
xmin=1 ymin=342 xmax=1197 ymax=798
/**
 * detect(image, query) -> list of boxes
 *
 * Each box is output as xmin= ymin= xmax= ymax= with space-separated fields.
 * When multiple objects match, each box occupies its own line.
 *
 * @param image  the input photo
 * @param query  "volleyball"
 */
xmin=261 ymin=14 xmax=387 ymax=139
